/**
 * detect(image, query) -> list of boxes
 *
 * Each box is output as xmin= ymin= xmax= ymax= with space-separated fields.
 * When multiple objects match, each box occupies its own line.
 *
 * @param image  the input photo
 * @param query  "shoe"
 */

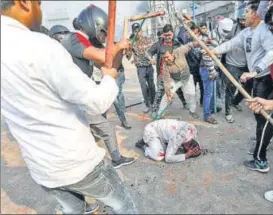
xmin=183 ymin=103 xmax=190 ymax=110
xmin=264 ymin=190 xmax=273 ymax=203
xmin=84 ymin=203 xmax=99 ymax=214
xmin=112 ymin=156 xmax=136 ymax=169
xmin=211 ymin=106 xmax=222 ymax=114
xmin=142 ymin=106 xmax=150 ymax=113
xmin=135 ymin=139 xmax=146 ymax=149
xmin=244 ymin=160 xmax=269 ymax=173
xmin=121 ymin=121 xmax=132 ymax=129
xmin=225 ymin=114 xmax=235 ymax=123
xmin=232 ymin=103 xmax=243 ymax=111
xmin=190 ymin=111 xmax=200 ymax=119
xmin=205 ymin=116 xmax=218 ymax=124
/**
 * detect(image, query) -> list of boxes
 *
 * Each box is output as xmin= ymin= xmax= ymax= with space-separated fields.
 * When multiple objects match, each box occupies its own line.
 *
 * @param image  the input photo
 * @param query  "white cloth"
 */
xmin=158 ymin=74 xmax=196 ymax=117
xmin=143 ymin=119 xmax=198 ymax=163
xmin=1 ymin=15 xmax=118 ymax=188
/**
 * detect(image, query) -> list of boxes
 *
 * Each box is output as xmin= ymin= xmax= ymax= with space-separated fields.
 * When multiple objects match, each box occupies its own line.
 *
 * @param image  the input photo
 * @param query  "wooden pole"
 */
xmin=128 ymin=10 xmax=165 ymax=22
xmin=105 ymin=0 xmax=117 ymax=69
xmin=123 ymin=17 xmax=129 ymax=39
xmin=175 ymin=13 xmax=273 ymax=125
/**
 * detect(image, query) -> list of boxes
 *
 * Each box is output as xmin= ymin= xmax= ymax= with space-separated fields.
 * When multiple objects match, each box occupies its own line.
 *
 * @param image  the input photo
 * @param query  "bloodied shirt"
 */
xmin=143 ymin=119 xmax=198 ymax=163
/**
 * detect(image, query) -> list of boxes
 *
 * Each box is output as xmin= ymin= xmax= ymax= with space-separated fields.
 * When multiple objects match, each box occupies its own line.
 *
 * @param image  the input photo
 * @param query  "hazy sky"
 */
xmin=41 ymin=1 xmax=190 ymax=39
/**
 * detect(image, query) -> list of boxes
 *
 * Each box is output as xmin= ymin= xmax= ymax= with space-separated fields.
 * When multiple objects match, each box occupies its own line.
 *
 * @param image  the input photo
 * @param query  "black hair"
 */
xmin=0 ymin=0 xmax=14 ymax=10
xmin=265 ymin=6 xmax=273 ymax=25
xmin=199 ymin=22 xmax=207 ymax=28
xmin=190 ymin=23 xmax=199 ymax=31
xmin=163 ymin=24 xmax=173 ymax=33
xmin=157 ymin=30 xmax=163 ymax=37
xmin=247 ymin=0 xmax=260 ymax=12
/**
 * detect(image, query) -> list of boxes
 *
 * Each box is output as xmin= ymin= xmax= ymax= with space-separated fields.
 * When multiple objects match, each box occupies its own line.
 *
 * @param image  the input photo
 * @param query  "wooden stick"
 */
xmin=175 ymin=13 xmax=273 ymax=125
xmin=105 ymin=0 xmax=116 ymax=69
xmin=123 ymin=17 xmax=129 ymax=39
xmin=128 ymin=10 xmax=165 ymax=22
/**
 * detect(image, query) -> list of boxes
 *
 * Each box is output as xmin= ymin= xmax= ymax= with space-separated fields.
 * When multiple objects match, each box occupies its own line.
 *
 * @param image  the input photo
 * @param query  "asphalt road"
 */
xmin=1 ymin=59 xmax=273 ymax=214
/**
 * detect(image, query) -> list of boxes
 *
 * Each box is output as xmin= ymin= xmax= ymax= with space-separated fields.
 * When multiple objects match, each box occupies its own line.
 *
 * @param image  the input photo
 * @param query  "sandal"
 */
xmin=205 ymin=116 xmax=218 ymax=124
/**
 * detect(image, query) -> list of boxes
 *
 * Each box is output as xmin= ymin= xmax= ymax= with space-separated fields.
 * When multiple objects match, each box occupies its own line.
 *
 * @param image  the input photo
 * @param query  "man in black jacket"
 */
xmin=147 ymin=24 xmax=189 ymax=119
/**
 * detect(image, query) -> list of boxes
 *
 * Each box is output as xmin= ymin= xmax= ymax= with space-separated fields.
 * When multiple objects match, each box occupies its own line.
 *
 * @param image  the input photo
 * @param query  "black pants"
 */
xmin=223 ymin=64 xmax=248 ymax=115
xmin=137 ymin=66 xmax=156 ymax=108
xmin=193 ymin=74 xmax=204 ymax=105
xmin=253 ymin=75 xmax=273 ymax=161
xmin=233 ymin=79 xmax=253 ymax=106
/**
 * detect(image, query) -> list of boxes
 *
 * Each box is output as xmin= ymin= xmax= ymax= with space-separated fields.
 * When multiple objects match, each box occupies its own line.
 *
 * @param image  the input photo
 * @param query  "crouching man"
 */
xmin=155 ymin=42 xmax=200 ymax=120
xmin=135 ymin=119 xmax=202 ymax=163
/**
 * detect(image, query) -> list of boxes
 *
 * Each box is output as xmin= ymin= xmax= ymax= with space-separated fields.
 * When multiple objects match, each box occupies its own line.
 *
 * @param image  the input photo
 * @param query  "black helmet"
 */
xmin=72 ymin=18 xmax=81 ymax=30
xmin=77 ymin=4 xmax=108 ymax=47
xmin=132 ymin=23 xmax=140 ymax=32
xmin=49 ymin=25 xmax=70 ymax=37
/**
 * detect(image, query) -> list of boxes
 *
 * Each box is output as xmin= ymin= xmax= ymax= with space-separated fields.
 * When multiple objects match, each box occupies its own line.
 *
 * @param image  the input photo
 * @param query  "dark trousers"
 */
xmin=253 ymin=75 xmax=273 ymax=161
xmin=193 ymin=74 xmax=204 ymax=105
xmin=233 ymin=79 xmax=253 ymax=106
xmin=223 ymin=64 xmax=247 ymax=115
xmin=137 ymin=66 xmax=156 ymax=108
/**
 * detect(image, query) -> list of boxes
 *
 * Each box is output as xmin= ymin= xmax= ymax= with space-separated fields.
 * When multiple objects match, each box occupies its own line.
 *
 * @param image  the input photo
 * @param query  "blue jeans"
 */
xmin=200 ymin=67 xmax=215 ymax=118
xmin=113 ymin=72 xmax=126 ymax=123
xmin=43 ymin=159 xmax=138 ymax=214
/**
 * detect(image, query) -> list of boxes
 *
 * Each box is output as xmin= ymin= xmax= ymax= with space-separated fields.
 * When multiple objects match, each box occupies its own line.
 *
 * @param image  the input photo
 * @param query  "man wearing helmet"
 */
xmin=135 ymin=119 xmax=202 ymax=163
xmin=61 ymin=4 xmax=136 ymax=171
xmin=1 ymin=1 xmax=137 ymax=214
xmin=49 ymin=25 xmax=70 ymax=42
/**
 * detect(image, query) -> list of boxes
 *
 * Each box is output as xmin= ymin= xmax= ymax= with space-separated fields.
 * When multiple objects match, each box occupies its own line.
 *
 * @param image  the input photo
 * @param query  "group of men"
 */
xmin=1 ymin=0 xmax=273 ymax=214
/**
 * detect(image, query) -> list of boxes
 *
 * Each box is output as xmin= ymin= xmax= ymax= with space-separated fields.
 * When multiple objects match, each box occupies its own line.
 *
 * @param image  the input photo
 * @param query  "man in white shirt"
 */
xmin=0 ymin=1 xmax=138 ymax=214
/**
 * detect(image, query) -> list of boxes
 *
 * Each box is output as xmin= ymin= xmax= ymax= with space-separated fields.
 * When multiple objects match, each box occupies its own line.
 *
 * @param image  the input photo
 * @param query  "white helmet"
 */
xmin=218 ymin=18 xmax=233 ymax=39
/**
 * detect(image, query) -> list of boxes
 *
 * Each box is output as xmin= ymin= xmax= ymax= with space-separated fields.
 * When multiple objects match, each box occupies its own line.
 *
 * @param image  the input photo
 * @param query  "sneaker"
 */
xmin=183 ymin=103 xmax=190 ymax=110
xmin=121 ymin=121 xmax=132 ymax=129
xmin=244 ymin=160 xmax=270 ymax=173
xmin=225 ymin=114 xmax=235 ymax=123
xmin=84 ymin=203 xmax=99 ymax=214
xmin=205 ymin=116 xmax=218 ymax=124
xmin=232 ymin=103 xmax=243 ymax=111
xmin=190 ymin=111 xmax=200 ymax=119
xmin=264 ymin=190 xmax=273 ymax=203
xmin=142 ymin=106 xmax=150 ymax=113
xmin=112 ymin=156 xmax=136 ymax=169
xmin=135 ymin=139 xmax=146 ymax=149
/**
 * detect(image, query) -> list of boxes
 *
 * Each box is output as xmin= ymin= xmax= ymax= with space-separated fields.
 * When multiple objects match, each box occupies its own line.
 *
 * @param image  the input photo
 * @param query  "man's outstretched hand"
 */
xmin=117 ymin=38 xmax=131 ymax=50
xmin=101 ymin=67 xmax=118 ymax=79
